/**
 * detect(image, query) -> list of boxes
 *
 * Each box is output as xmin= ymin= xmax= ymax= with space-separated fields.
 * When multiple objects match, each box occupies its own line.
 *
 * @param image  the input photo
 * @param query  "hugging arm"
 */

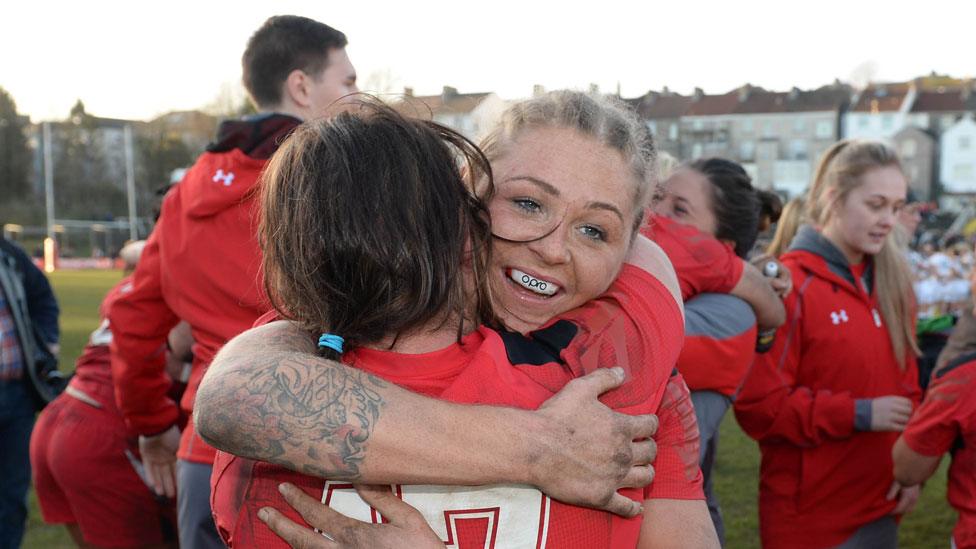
xmin=730 ymin=261 xmax=786 ymax=331
xmin=195 ymin=321 xmax=659 ymax=517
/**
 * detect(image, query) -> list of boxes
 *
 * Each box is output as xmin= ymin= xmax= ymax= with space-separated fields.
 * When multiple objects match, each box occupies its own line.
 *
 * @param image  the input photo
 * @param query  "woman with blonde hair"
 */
xmin=765 ymin=197 xmax=806 ymax=259
xmin=735 ymin=139 xmax=922 ymax=549
xmin=201 ymin=92 xmax=720 ymax=548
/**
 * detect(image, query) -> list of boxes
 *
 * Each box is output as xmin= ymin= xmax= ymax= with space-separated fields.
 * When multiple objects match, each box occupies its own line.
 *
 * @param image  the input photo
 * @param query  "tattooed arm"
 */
xmin=195 ymin=320 xmax=658 ymax=517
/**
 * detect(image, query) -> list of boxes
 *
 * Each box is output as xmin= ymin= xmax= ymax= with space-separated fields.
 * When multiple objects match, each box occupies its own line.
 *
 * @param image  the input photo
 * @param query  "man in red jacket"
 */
xmin=109 ymin=15 xmax=357 ymax=549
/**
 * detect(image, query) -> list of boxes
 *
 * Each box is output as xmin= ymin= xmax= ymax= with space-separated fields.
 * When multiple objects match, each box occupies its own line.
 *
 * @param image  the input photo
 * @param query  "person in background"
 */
xmin=31 ymin=241 xmax=191 ymax=549
xmin=766 ymin=197 xmax=806 ymax=259
xmin=735 ymin=140 xmax=922 ymax=549
xmin=892 ymin=350 xmax=976 ymax=549
xmin=0 ymin=235 xmax=59 ymax=549
xmin=893 ymin=221 xmax=976 ymax=549
xmin=757 ymin=189 xmax=784 ymax=232
xmin=108 ymin=15 xmax=358 ymax=549
xmin=653 ymin=157 xmax=784 ymax=543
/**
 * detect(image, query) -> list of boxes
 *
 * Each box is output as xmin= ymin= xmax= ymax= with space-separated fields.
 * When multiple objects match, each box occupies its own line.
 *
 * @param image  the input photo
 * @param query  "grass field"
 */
xmin=21 ymin=269 xmax=957 ymax=548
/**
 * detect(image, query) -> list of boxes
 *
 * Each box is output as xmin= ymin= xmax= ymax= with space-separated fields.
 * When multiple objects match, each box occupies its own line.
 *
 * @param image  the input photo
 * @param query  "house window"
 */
xmin=793 ymin=118 xmax=807 ymax=133
xmin=960 ymin=136 xmax=972 ymax=151
xmin=953 ymin=163 xmax=975 ymax=181
xmin=816 ymin=120 xmax=833 ymax=139
xmin=763 ymin=121 xmax=776 ymax=138
xmin=742 ymin=119 xmax=754 ymax=133
xmin=693 ymin=119 xmax=704 ymax=131
xmin=900 ymin=139 xmax=917 ymax=159
xmin=739 ymin=141 xmax=755 ymax=161
xmin=692 ymin=143 xmax=703 ymax=159
xmin=790 ymin=139 xmax=807 ymax=160
xmin=669 ymin=124 xmax=678 ymax=141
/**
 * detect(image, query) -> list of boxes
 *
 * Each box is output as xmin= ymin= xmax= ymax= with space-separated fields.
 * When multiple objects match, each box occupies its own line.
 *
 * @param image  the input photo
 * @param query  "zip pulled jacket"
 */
xmin=109 ymin=114 xmax=300 ymax=464
xmin=734 ymin=225 xmax=921 ymax=549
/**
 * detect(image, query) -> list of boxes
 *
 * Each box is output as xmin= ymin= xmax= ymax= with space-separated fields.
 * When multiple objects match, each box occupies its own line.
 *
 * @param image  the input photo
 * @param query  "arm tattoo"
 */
xmin=198 ymin=324 xmax=387 ymax=480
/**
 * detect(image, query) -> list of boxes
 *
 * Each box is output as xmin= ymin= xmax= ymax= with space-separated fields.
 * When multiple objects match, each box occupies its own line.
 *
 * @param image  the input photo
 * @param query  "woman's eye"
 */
xmin=579 ymin=225 xmax=606 ymax=241
xmin=514 ymin=198 xmax=542 ymax=213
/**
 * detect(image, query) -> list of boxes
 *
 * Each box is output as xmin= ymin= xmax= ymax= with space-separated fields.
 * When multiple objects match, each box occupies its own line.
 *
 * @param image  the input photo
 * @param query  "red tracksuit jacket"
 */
xmin=734 ymin=226 xmax=921 ymax=549
xmin=679 ymin=293 xmax=757 ymax=397
xmin=109 ymin=114 xmax=300 ymax=464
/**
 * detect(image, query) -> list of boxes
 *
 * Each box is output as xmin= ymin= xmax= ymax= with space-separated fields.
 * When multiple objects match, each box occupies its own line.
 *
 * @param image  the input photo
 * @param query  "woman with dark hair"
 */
xmin=652 ymin=156 xmax=787 ymax=542
xmin=205 ymin=96 xmax=718 ymax=548
xmin=757 ymin=189 xmax=785 ymax=233
xmin=657 ymin=158 xmax=760 ymax=258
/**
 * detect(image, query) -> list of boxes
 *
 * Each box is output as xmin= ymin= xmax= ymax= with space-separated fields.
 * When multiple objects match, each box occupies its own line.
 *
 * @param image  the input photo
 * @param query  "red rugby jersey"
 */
xmin=68 ymin=276 xmax=132 ymax=410
xmin=902 ymin=354 xmax=976 ymax=548
xmin=212 ymin=265 xmax=687 ymax=548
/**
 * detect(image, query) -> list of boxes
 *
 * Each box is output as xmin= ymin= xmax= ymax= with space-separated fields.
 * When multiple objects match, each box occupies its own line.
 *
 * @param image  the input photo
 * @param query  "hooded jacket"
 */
xmin=110 ymin=114 xmax=300 ymax=464
xmin=734 ymin=225 xmax=921 ymax=549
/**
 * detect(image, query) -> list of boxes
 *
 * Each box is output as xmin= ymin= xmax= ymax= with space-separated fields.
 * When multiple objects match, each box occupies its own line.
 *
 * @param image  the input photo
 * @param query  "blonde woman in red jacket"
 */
xmin=734 ymin=140 xmax=922 ymax=549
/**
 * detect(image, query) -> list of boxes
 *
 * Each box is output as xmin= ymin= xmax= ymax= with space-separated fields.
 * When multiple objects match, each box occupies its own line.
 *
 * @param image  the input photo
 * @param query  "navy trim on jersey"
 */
xmin=936 ymin=351 xmax=976 ymax=379
xmin=498 ymin=320 xmax=578 ymax=366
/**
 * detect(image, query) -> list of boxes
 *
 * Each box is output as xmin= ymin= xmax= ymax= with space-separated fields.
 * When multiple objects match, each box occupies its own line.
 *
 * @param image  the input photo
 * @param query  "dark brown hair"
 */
xmin=687 ymin=157 xmax=760 ymax=258
xmin=242 ymin=15 xmax=348 ymax=109
xmin=260 ymin=99 xmax=494 ymax=359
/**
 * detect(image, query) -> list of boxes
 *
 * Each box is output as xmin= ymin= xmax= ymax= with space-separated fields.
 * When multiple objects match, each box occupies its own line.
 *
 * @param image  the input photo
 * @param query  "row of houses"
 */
xmin=405 ymin=75 xmax=976 ymax=202
xmin=28 ymin=75 xmax=976 ymax=206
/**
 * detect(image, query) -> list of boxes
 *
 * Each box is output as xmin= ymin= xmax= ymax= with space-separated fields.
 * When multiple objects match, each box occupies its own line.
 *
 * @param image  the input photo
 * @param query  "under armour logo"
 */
xmin=830 ymin=309 xmax=849 ymax=325
xmin=212 ymin=169 xmax=235 ymax=186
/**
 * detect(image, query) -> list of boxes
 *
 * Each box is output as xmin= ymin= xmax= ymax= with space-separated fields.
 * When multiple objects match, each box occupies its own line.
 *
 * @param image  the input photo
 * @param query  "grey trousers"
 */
xmin=177 ymin=460 xmax=223 ymax=549
xmin=832 ymin=515 xmax=897 ymax=549
xmin=690 ymin=390 xmax=732 ymax=546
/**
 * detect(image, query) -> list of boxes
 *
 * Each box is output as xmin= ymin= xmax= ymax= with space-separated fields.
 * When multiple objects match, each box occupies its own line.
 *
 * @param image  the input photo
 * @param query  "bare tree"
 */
xmin=849 ymin=60 xmax=879 ymax=90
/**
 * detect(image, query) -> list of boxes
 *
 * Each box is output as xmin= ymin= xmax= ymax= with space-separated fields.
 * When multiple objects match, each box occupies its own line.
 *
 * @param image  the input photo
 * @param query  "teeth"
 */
xmin=509 ymin=269 xmax=560 ymax=296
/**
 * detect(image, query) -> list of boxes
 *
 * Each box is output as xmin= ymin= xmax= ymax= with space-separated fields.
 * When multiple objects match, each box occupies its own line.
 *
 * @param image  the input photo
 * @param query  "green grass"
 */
xmin=714 ymin=414 xmax=956 ymax=548
xmin=21 ymin=269 xmax=957 ymax=548
xmin=23 ymin=270 xmax=124 ymax=549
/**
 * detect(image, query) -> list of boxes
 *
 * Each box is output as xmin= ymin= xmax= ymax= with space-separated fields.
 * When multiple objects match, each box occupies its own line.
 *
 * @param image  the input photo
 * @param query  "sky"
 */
xmin=3 ymin=0 xmax=973 ymax=122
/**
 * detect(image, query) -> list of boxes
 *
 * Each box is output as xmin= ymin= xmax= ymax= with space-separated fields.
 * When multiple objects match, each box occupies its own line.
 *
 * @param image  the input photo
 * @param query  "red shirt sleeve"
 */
xmin=644 ymin=214 xmax=744 ymax=300
xmin=733 ymin=273 xmax=857 ymax=446
xmin=110 ymin=216 xmax=181 ymax=436
xmin=902 ymin=366 xmax=969 ymax=456
xmin=645 ymin=372 xmax=705 ymax=500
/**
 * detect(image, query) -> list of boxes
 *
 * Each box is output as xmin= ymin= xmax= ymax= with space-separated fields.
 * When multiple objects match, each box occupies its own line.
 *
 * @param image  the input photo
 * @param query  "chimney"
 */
xmin=589 ymin=83 xmax=600 ymax=95
xmin=662 ymin=86 xmax=671 ymax=96
xmin=403 ymin=87 xmax=414 ymax=97
xmin=442 ymin=86 xmax=459 ymax=99
xmin=532 ymin=84 xmax=546 ymax=97
xmin=961 ymin=79 xmax=973 ymax=102
xmin=789 ymin=87 xmax=801 ymax=100
xmin=693 ymin=87 xmax=704 ymax=101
